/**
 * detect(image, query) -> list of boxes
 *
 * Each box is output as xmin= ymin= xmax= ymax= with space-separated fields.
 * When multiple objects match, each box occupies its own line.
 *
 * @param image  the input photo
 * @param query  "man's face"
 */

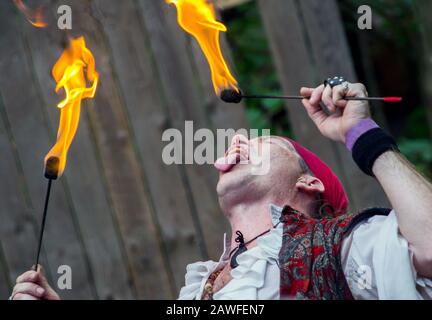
xmin=215 ymin=135 xmax=305 ymax=203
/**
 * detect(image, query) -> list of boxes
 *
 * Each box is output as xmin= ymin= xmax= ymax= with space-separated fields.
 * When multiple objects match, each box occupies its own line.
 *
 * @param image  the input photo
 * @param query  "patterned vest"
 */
xmin=279 ymin=206 xmax=390 ymax=300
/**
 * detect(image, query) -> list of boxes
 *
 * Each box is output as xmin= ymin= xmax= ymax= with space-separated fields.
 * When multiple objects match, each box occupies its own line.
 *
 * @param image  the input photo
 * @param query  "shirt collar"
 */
xmin=269 ymin=204 xmax=284 ymax=225
xmin=219 ymin=204 xmax=284 ymax=262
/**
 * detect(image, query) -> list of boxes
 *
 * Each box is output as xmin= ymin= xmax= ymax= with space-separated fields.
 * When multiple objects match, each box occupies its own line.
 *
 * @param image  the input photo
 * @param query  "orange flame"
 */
xmin=13 ymin=0 xmax=47 ymax=28
xmin=166 ymin=0 xmax=239 ymax=95
xmin=45 ymin=37 xmax=99 ymax=178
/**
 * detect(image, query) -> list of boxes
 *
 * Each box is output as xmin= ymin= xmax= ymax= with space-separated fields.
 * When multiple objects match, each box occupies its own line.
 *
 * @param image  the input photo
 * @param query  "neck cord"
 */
xmin=228 ymin=222 xmax=280 ymax=268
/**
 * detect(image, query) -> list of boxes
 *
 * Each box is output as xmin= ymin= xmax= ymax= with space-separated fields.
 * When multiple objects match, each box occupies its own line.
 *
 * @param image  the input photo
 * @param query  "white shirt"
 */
xmin=178 ymin=205 xmax=432 ymax=300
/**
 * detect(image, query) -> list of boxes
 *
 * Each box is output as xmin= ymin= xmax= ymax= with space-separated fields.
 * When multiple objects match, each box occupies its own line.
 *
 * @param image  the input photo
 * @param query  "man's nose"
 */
xmin=230 ymin=134 xmax=249 ymax=146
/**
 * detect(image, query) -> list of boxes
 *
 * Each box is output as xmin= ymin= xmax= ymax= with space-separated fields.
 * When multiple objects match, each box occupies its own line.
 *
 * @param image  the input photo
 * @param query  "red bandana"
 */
xmin=286 ymin=138 xmax=349 ymax=216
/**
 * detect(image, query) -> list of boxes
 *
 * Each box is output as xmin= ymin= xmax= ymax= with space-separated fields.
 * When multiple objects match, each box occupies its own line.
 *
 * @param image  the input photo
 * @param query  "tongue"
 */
xmin=214 ymin=153 xmax=239 ymax=172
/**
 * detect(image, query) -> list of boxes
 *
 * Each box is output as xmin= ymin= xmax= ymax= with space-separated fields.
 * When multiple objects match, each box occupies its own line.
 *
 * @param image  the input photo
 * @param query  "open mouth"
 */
xmin=214 ymin=145 xmax=249 ymax=173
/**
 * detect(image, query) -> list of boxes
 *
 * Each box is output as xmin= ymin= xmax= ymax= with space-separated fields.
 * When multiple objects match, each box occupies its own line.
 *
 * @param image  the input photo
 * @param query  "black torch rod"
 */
xmin=34 ymin=178 xmax=53 ymax=271
xmin=241 ymin=95 xmax=402 ymax=102
xmin=220 ymin=90 xmax=402 ymax=104
xmin=33 ymin=156 xmax=59 ymax=271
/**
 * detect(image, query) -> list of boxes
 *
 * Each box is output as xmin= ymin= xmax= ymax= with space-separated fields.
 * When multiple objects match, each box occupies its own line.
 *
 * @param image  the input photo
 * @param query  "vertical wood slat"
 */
xmin=184 ymin=6 xmax=250 ymax=255
xmin=0 ymin=2 xmax=94 ymax=299
xmin=90 ymin=0 xmax=209 ymax=294
xmin=297 ymin=0 xmax=388 ymax=209
xmin=88 ymin=0 xmax=198 ymax=296
xmin=137 ymin=0 xmax=229 ymax=261
xmin=258 ymin=0 xmax=352 ymax=196
xmin=354 ymin=30 xmax=389 ymax=129
xmin=189 ymin=39 xmax=248 ymax=133
xmin=135 ymin=0 xmax=209 ymax=262
xmin=258 ymin=0 xmax=388 ymax=211
xmin=414 ymin=0 xmax=432 ymax=134
xmin=44 ymin=2 xmax=176 ymax=299
xmin=65 ymin=0 xmax=175 ymax=298
xmin=187 ymin=8 xmax=249 ymax=226
xmin=186 ymin=5 xmax=248 ymax=132
xmin=23 ymin=2 xmax=135 ymax=299
xmin=0 ymin=91 xmax=38 ymax=299
xmin=0 ymin=242 xmax=11 ymax=299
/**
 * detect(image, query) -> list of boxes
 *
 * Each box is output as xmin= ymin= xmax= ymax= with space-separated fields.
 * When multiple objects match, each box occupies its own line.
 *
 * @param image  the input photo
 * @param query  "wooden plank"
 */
xmin=90 ymin=0 xmax=208 ymax=294
xmin=186 ymin=6 xmax=249 ymax=228
xmin=160 ymin=0 xmax=245 ymax=214
xmin=161 ymin=1 xmax=248 ymax=132
xmin=0 ymin=242 xmax=12 ymax=299
xmin=0 ymin=1 xmax=94 ymax=299
xmin=297 ymin=0 xmax=388 ymax=209
xmin=61 ymin=1 xmax=175 ymax=298
xmin=0 ymin=91 xmax=45 ymax=299
xmin=414 ymin=0 xmax=432 ymax=134
xmin=137 ymin=0 xmax=229 ymax=261
xmin=188 ymin=16 xmax=248 ymax=132
xmin=216 ymin=0 xmax=252 ymax=10
xmin=23 ymin=5 xmax=135 ymax=299
xmin=355 ymin=30 xmax=389 ymax=129
xmin=258 ymin=0 xmax=388 ymax=211
xmin=258 ymin=0 xmax=355 ymax=200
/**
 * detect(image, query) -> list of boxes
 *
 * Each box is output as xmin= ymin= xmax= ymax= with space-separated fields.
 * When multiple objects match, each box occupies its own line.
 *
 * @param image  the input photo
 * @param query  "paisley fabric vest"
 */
xmin=279 ymin=206 xmax=390 ymax=300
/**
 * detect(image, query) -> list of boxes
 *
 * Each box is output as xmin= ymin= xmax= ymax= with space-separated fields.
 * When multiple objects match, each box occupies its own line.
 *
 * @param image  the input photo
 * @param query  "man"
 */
xmin=11 ymin=81 xmax=432 ymax=300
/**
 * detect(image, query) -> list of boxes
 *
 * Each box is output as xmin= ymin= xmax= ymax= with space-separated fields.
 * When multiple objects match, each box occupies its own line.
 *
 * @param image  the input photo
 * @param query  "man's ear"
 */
xmin=295 ymin=174 xmax=325 ymax=195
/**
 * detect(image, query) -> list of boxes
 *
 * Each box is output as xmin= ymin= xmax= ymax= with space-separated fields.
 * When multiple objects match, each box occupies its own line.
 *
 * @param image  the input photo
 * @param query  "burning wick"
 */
xmin=220 ymin=89 xmax=243 ymax=104
xmin=220 ymin=89 xmax=402 ymax=104
xmin=44 ymin=156 xmax=60 ymax=180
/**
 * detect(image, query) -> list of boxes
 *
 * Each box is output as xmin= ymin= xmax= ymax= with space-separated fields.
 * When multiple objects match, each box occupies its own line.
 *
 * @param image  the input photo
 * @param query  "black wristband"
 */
xmin=352 ymin=128 xmax=399 ymax=176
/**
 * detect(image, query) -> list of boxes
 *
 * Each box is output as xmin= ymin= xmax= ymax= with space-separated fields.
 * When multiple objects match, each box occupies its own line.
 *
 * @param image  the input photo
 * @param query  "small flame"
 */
xmin=167 ymin=0 xmax=239 ymax=95
xmin=45 ymin=37 xmax=99 ymax=178
xmin=13 ymin=0 xmax=47 ymax=28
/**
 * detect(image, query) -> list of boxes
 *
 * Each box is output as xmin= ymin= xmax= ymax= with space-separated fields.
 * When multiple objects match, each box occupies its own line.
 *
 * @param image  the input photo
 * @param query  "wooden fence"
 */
xmin=0 ymin=0 xmax=387 ymax=299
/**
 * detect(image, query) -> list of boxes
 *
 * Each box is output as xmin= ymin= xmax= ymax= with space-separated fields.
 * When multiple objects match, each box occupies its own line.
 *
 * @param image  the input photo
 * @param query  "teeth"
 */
xmin=226 ymin=147 xmax=240 ymax=156
xmin=226 ymin=145 xmax=248 ymax=157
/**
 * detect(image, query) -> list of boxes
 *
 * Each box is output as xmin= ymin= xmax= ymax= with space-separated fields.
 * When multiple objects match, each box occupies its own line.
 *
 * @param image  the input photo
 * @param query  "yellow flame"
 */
xmin=166 ymin=0 xmax=239 ymax=95
xmin=45 ymin=36 xmax=99 ymax=177
xmin=13 ymin=0 xmax=47 ymax=28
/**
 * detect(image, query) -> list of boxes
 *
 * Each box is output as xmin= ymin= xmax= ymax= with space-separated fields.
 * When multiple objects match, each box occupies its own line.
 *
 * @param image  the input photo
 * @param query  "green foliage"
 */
xmin=340 ymin=0 xmax=420 ymax=57
xmin=340 ymin=0 xmax=432 ymax=178
xmin=403 ymin=107 xmax=431 ymax=139
xmin=399 ymin=139 xmax=432 ymax=178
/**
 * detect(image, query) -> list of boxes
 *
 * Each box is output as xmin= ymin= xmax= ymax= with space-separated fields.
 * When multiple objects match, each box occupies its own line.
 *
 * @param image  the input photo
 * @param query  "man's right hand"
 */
xmin=300 ymin=83 xmax=371 ymax=144
xmin=11 ymin=265 xmax=60 ymax=300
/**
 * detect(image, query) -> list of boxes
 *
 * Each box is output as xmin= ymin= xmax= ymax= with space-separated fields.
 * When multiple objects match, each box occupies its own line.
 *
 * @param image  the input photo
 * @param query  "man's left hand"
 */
xmin=300 ymin=83 xmax=371 ymax=143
